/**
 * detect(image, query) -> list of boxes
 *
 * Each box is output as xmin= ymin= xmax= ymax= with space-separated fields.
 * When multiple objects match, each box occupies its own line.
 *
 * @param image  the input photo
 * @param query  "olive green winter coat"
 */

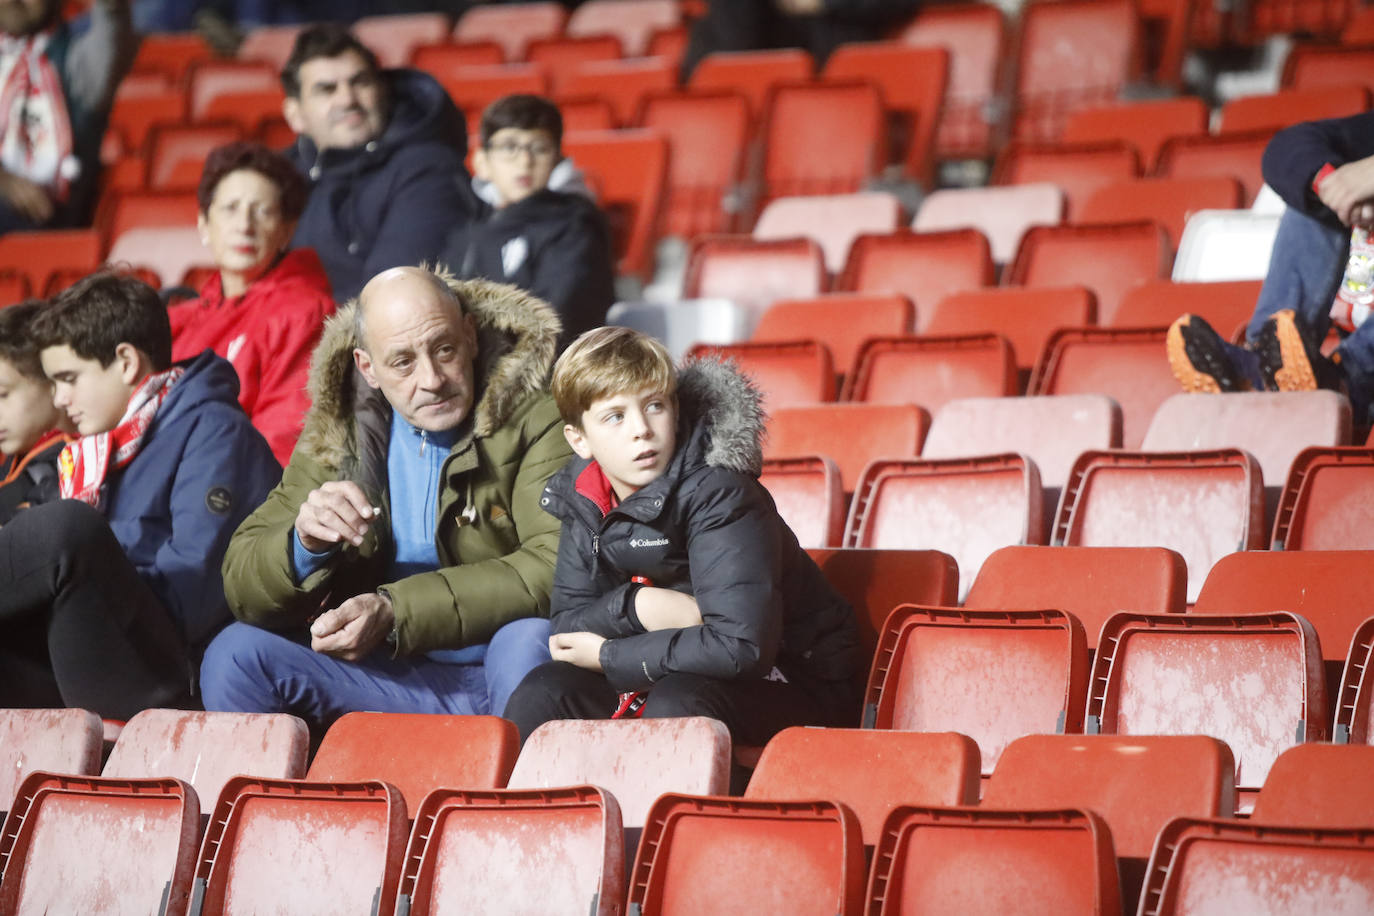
xmin=220 ymin=275 xmax=570 ymax=656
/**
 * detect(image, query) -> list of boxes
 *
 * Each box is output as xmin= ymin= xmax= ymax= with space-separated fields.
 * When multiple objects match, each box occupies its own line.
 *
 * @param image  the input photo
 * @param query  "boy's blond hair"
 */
xmin=553 ymin=326 xmax=676 ymax=427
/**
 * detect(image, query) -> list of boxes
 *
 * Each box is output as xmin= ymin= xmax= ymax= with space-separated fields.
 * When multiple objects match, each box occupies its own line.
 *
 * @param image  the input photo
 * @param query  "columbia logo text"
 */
xmin=630 ymin=537 xmax=670 ymax=548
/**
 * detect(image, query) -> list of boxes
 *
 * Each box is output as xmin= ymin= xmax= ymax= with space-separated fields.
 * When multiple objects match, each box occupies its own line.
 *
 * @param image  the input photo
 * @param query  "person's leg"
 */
xmin=482 ymin=616 xmax=552 ymax=722
xmin=200 ymin=621 xmax=489 ymax=727
xmin=0 ymin=500 xmax=191 ymax=720
xmin=502 ymin=660 xmax=618 ymax=742
xmin=640 ymin=672 xmax=857 ymax=747
xmin=1248 ymin=207 xmax=1349 ymax=342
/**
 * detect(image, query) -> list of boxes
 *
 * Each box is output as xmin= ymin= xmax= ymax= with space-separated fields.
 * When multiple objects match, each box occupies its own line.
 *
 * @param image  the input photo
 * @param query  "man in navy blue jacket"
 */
xmin=0 ymin=272 xmax=280 ymax=719
xmin=1169 ymin=111 xmax=1374 ymax=424
xmin=280 ymin=24 xmax=477 ymax=302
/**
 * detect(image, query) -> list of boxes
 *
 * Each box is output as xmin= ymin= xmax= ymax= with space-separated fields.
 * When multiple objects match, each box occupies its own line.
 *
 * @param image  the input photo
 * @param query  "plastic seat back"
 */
xmin=865 ymin=605 xmax=1088 ymax=772
xmin=754 ymin=192 xmax=903 ymax=274
xmin=452 ymin=1 xmax=568 ymax=61
xmin=410 ymin=41 xmax=506 ymax=80
xmin=307 ymin=712 xmax=517 ymax=814
xmin=565 ymin=0 xmax=680 ymax=57
xmin=1055 ymin=449 xmax=1266 ymax=601
xmin=683 ymin=235 xmax=826 ymax=314
xmin=351 ymin=12 xmax=452 ymax=67
xmin=845 ymin=334 xmax=1018 ymax=415
xmin=1012 ymin=0 xmax=1141 ymax=142
xmin=106 ymin=225 xmax=207 ymax=289
xmin=866 ymin=806 xmax=1119 ymax=915
xmin=146 ymin=122 xmax=244 ymax=190
xmin=0 ymin=229 xmax=101 ymax=294
xmin=807 ymin=547 xmax=960 ymax=666
xmin=838 ymin=229 xmax=995 ymax=332
xmin=966 ymin=545 xmax=1186 ymax=650
xmin=986 ymin=734 xmax=1234 ymax=911
xmin=1219 ymin=84 xmax=1370 ymax=134
xmin=746 ymin=728 xmax=980 ymax=845
xmin=437 ymin=62 xmax=550 ymax=123
xmin=562 ymin=128 xmax=668 ymax=280
xmin=1088 ymin=611 xmax=1327 ymax=789
xmin=923 ymin=393 xmax=1120 ymax=490
xmin=1114 ymin=278 xmax=1261 ymax=333
xmin=528 ymin=35 xmax=625 ymax=92
xmin=992 ymin=140 xmax=1140 ymax=219
xmin=507 ymin=717 xmax=731 ymax=830
xmin=1253 ymin=743 xmax=1374 ymax=825
xmin=0 ymin=710 xmax=101 ymax=816
xmin=188 ymin=777 xmax=407 ymax=916
xmin=761 ymin=81 xmax=885 ymax=203
xmin=924 ymin=285 xmax=1095 ymax=373
xmin=1062 ymin=96 xmax=1209 ymax=170
xmin=628 ymin=794 xmax=865 ymax=916
xmin=604 ymin=299 xmax=751 ymax=360
xmin=1155 ymin=129 xmax=1272 ymax=205
xmin=688 ymin=47 xmax=813 ymax=119
xmin=108 ymin=86 xmax=187 ymax=155
xmin=0 ymin=772 xmax=198 ymax=916
xmin=103 ymin=709 xmax=308 ymax=813
xmin=131 ymin=32 xmax=213 ymax=81
xmin=198 ymin=87 xmax=289 ymax=135
xmin=899 ymin=3 xmax=1007 ymax=159
xmin=559 ymin=56 xmax=676 ymax=126
xmin=1171 ymin=208 xmax=1282 ymax=282
xmin=1271 ymin=446 xmax=1374 ymax=550
xmin=185 ymin=59 xmax=278 ymax=121
xmin=688 ymin=340 xmax=835 ymax=407
xmin=766 ymin=401 xmax=928 ymax=495
xmin=821 ymin=42 xmax=950 ymax=184
xmin=1005 ymin=222 xmax=1171 ymax=327
xmin=1142 ymin=391 xmax=1353 ymax=494
xmin=1079 ymin=175 xmax=1243 ymax=249
xmin=236 ymin=24 xmax=306 ymax=70
xmin=846 ymin=455 xmax=1045 ymax=598
xmin=1030 ymin=327 xmax=1179 ymax=448
xmin=394 ymin=786 xmax=623 ymax=916
xmin=1337 ymin=614 xmax=1374 ymax=744
xmin=1137 ymin=817 xmax=1374 ymax=915
xmin=753 ymin=292 xmax=914 ymax=381
xmin=1284 ymin=43 xmax=1374 ymax=93
xmin=914 ymin=182 xmax=1064 ymax=263
xmin=639 ymin=90 xmax=750 ymax=237
xmin=760 ymin=456 xmax=846 ymax=548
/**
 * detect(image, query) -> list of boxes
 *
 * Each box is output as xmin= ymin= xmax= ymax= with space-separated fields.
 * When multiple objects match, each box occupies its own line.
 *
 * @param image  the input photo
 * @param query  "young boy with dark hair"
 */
xmin=0 ymin=301 xmax=71 ymax=523
xmin=504 ymin=326 xmax=859 ymax=744
xmin=0 ymin=271 xmax=280 ymax=718
xmin=444 ymin=94 xmax=616 ymax=348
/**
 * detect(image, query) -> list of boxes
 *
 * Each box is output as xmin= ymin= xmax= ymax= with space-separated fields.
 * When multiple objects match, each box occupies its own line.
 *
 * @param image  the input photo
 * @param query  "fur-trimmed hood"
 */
xmin=297 ymin=272 xmax=560 ymax=471
xmin=676 ymin=357 xmax=766 ymax=478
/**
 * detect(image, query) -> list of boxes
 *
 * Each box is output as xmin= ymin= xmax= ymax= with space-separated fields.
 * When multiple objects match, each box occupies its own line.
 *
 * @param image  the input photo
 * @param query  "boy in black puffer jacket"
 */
xmin=505 ymin=326 xmax=860 ymax=744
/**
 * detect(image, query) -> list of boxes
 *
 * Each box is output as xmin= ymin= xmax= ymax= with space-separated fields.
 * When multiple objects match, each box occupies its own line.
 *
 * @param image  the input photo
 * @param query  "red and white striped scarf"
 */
xmin=0 ymin=27 xmax=74 ymax=202
xmin=58 ymin=366 xmax=184 ymax=508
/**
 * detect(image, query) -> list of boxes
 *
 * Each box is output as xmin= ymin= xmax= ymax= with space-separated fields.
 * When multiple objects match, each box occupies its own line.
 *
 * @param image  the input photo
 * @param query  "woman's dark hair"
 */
xmin=196 ymin=141 xmax=308 ymax=221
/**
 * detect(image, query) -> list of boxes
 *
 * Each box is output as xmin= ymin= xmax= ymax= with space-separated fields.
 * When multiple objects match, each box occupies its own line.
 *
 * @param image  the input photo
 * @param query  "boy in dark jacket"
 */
xmin=0 ymin=301 xmax=71 ymax=524
xmin=0 ymin=272 xmax=280 ymax=719
xmin=446 ymin=94 xmax=616 ymax=349
xmin=505 ymin=326 xmax=859 ymax=743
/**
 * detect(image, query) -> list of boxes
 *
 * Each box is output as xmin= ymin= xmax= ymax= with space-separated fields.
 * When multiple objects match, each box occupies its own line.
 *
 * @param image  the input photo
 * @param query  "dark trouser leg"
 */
xmin=1249 ymin=207 xmax=1349 ymax=342
xmin=640 ymin=672 xmax=857 ymax=747
xmin=503 ymin=660 xmax=619 ymax=743
xmin=0 ymin=500 xmax=191 ymax=720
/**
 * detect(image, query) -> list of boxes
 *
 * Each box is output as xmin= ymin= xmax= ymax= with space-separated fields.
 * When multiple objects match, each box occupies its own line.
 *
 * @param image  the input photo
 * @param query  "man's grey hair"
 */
xmin=353 ymin=266 xmax=466 ymax=352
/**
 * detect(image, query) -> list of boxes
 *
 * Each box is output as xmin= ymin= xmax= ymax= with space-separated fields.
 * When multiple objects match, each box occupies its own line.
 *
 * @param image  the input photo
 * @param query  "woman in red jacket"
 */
xmin=169 ymin=142 xmax=336 ymax=466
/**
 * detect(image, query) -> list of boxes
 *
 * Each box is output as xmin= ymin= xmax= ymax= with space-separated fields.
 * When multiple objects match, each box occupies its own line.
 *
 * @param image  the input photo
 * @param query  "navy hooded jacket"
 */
xmin=103 ymin=350 xmax=280 ymax=651
xmin=1262 ymin=111 xmax=1374 ymax=231
xmin=285 ymin=68 xmax=478 ymax=302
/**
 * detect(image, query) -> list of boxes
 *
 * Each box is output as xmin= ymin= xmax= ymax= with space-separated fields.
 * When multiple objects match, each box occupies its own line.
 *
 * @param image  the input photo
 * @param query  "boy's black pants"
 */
xmin=0 ymin=500 xmax=192 ymax=720
xmin=504 ymin=660 xmax=859 ymax=745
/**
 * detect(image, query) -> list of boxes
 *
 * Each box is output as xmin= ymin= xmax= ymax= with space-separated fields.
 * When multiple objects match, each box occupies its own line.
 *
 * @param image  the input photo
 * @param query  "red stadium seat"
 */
xmin=352 ymin=12 xmax=452 ymax=68
xmin=687 ymin=339 xmax=836 ymax=407
xmin=1114 ymin=278 xmax=1261 ymax=333
xmin=1061 ymin=96 xmax=1209 ymax=170
xmin=131 ymin=31 xmax=212 ymax=81
xmin=236 ymin=24 xmax=306 ymax=70
xmin=565 ymin=0 xmax=680 ymax=57
xmin=0 ymin=228 xmax=101 ymax=295
xmin=688 ymin=47 xmax=813 ymax=120
xmin=898 ymin=3 xmax=1007 ymax=159
xmin=914 ymin=182 xmax=1064 ymax=263
xmin=145 ymin=122 xmax=244 ymax=191
xmin=924 ymin=285 xmax=1096 ymax=373
xmin=452 ymin=1 xmax=568 ymax=61
xmin=558 ymin=56 xmax=676 ymax=126
xmin=1271 ymin=446 xmax=1374 ymax=550
xmin=760 ymin=456 xmax=846 ymax=548
xmin=683 ymin=235 xmax=826 ymax=314
xmin=185 ymin=59 xmax=278 ymax=122
xmin=0 ymin=709 xmax=101 ymax=816
xmin=753 ymin=292 xmax=914 ymax=380
xmin=845 ymin=333 xmax=1018 ymax=413
xmin=410 ymin=41 xmax=508 ymax=80
xmin=1253 ymin=743 xmax=1374 ymax=824
xmin=1283 ymin=42 xmax=1374 ymax=93
xmin=838 ymin=229 xmax=995 ymax=331
xmin=753 ymin=192 xmax=903 ymax=274
xmin=1078 ymin=175 xmax=1243 ymax=249
xmin=563 ymin=128 xmax=668 ymax=280
xmin=760 ymin=81 xmax=885 ymax=204
xmin=1154 ymin=130 xmax=1273 ymax=205
xmin=527 ymin=34 xmax=623 ymax=93
xmin=1219 ymin=85 xmax=1369 ymax=134
xmin=992 ymin=140 xmax=1140 ymax=220
xmin=639 ymin=90 xmax=752 ymax=237
xmin=765 ymin=401 xmax=928 ymax=495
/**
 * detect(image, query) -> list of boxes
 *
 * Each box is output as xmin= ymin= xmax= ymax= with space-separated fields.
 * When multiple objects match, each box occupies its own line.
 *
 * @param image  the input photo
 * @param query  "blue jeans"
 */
xmin=199 ymin=616 xmax=551 ymax=727
xmin=1249 ymin=206 xmax=1374 ymax=421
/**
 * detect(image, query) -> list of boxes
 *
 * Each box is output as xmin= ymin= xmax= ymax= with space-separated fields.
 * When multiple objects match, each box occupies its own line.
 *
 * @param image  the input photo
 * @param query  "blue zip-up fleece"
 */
xmin=103 ymin=349 xmax=281 ymax=651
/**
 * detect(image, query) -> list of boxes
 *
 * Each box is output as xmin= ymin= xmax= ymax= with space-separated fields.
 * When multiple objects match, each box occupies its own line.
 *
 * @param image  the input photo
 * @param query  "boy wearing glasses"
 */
xmin=447 ymin=94 xmax=616 ymax=349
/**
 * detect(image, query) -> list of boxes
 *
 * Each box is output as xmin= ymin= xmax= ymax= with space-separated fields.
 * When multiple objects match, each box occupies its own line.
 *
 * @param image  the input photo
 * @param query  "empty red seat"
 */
xmin=411 ymin=40 xmax=506 ymax=78
xmin=1219 ymin=85 xmax=1370 ymax=134
xmin=1061 ymin=96 xmax=1209 ymax=170
xmin=628 ymin=794 xmax=865 ymax=916
xmin=146 ymin=122 xmax=244 ymax=191
xmin=752 ymin=292 xmax=914 ymax=380
xmin=924 ymin=285 xmax=1096 ymax=373
xmin=438 ymin=62 xmax=550 ymax=121
xmin=131 ymin=32 xmax=213 ymax=81
xmin=0 ymin=228 xmax=101 ymax=295
xmin=1253 ymin=743 xmax=1374 ymax=825
xmin=1029 ymin=326 xmax=1180 ymax=448
xmin=351 ymin=12 xmax=452 ymax=68
xmin=923 ymin=393 xmax=1121 ymax=491
xmin=638 ymin=90 xmax=750 ymax=238
xmin=236 ymin=24 xmax=305 ymax=70
xmin=565 ymin=0 xmax=680 ymax=57
xmin=838 ymin=229 xmax=995 ymax=332
xmin=688 ymin=47 xmax=813 ymax=119
xmin=1336 ymin=613 xmax=1374 ymax=743
xmin=1087 ymin=610 xmax=1327 ymax=789
xmin=394 ymin=786 xmax=623 ymax=916
xmin=845 ymin=334 xmax=1018 ymax=414
xmin=761 ymin=81 xmax=885 ymax=204
xmin=1054 ymin=449 xmax=1266 ymax=601
xmin=559 ymin=56 xmax=676 ymax=126
xmin=1270 ymin=446 xmax=1374 ymax=550
xmin=746 ymin=728 xmax=980 ymax=845
xmin=527 ymin=34 xmax=623 ymax=93
xmin=1114 ymin=278 xmax=1261 ymax=333
xmin=899 ymin=3 xmax=1007 ymax=159
xmin=1284 ymin=43 xmax=1374 ymax=94
xmin=108 ymin=86 xmax=187 ymax=155
xmin=1155 ymin=129 xmax=1273 ymax=205
xmin=0 ymin=772 xmax=199 ymax=915
xmin=683 ymin=235 xmax=826 ymax=314
xmin=992 ymin=140 xmax=1140 ymax=219
xmin=760 ymin=456 xmax=846 ymax=548
xmin=0 ymin=709 xmax=101 ymax=815
xmin=452 ymin=1 xmax=568 ymax=61
xmin=914 ymin=182 xmax=1064 ymax=263
xmin=865 ymin=604 xmax=1087 ymax=771
xmin=765 ymin=401 xmax=928 ymax=495
xmin=1078 ymin=175 xmax=1243 ymax=249
xmin=1005 ymin=221 xmax=1171 ymax=327
xmin=688 ymin=340 xmax=836 ymax=407
xmin=966 ymin=545 xmax=1186 ymax=650
xmin=754 ymin=192 xmax=903 ymax=274
xmin=867 ymin=806 xmax=1120 ymax=914
xmin=562 ymin=128 xmax=668 ymax=280
xmin=846 ymin=454 xmax=1046 ymax=597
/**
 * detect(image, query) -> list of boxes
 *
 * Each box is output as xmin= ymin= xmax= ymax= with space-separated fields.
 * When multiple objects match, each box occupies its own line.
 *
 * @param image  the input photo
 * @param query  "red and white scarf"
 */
xmin=0 ymin=27 xmax=74 ymax=202
xmin=58 ymin=366 xmax=184 ymax=508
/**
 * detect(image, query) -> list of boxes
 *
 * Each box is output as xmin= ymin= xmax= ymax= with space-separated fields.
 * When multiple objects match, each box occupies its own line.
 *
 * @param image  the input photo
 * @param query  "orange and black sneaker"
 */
xmin=1167 ymin=313 xmax=1263 ymax=392
xmin=1255 ymin=309 xmax=1328 ymax=392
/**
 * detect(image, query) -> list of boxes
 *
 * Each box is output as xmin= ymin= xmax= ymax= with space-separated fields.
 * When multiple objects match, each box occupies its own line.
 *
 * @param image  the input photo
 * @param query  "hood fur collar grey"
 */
xmin=677 ymin=358 xmax=766 ymax=477
xmin=298 ymin=272 xmax=560 ymax=470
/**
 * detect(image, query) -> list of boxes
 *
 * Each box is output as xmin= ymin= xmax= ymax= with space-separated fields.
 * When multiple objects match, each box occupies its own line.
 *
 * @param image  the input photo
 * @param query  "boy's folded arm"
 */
xmin=548 ymin=521 xmax=648 ymax=638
